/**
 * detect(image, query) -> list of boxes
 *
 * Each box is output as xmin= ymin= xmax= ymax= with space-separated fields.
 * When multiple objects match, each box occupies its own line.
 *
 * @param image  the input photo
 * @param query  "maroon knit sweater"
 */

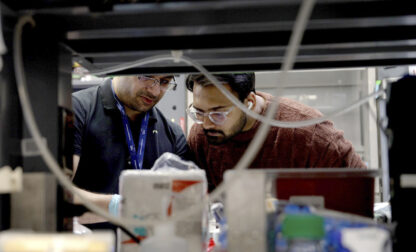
xmin=188 ymin=92 xmax=367 ymax=191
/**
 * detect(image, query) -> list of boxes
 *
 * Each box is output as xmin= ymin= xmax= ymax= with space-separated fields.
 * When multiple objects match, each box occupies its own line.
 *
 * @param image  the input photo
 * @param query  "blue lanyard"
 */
xmin=111 ymin=83 xmax=149 ymax=170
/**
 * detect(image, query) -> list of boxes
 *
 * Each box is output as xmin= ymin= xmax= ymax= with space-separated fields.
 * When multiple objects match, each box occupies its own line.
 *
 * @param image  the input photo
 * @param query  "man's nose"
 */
xmin=146 ymin=83 xmax=161 ymax=97
xmin=202 ymin=115 xmax=215 ymax=129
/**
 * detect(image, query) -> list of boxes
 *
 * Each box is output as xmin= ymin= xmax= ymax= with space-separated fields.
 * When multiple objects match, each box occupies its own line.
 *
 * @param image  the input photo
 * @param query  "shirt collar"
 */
xmin=99 ymin=78 xmax=158 ymax=122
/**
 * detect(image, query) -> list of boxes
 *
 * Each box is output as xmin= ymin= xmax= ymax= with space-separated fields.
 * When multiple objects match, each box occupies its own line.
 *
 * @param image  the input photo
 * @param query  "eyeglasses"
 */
xmin=138 ymin=75 xmax=177 ymax=91
xmin=186 ymin=104 xmax=234 ymax=125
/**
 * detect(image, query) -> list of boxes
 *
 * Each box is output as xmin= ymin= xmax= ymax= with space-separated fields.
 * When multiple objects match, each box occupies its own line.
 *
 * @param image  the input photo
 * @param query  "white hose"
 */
xmin=89 ymin=55 xmax=175 ymax=76
xmin=13 ymin=15 xmax=159 ymax=228
xmin=232 ymin=0 xmax=315 ymax=173
xmin=209 ymin=0 xmax=315 ymax=200
xmin=89 ymin=53 xmax=385 ymax=129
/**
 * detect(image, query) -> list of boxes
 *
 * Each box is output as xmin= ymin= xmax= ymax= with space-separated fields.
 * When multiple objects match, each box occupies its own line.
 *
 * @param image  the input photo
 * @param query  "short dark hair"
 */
xmin=186 ymin=73 xmax=255 ymax=101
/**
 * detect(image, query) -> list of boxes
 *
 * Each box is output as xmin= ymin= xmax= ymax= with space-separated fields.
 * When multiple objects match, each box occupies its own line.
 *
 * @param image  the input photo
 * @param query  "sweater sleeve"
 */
xmin=310 ymin=120 xmax=367 ymax=168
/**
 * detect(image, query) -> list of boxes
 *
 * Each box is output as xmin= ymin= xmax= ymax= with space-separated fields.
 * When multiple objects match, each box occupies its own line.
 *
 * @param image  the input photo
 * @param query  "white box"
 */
xmin=117 ymin=169 xmax=207 ymax=252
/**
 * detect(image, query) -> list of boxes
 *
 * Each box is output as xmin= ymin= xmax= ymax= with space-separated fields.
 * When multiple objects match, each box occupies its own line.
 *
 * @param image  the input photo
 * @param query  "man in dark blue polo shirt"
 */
xmin=71 ymin=75 xmax=191 ymax=226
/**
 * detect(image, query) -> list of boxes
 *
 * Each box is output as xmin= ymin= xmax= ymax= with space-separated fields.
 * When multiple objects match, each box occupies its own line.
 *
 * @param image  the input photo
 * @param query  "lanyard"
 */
xmin=111 ymin=83 xmax=149 ymax=170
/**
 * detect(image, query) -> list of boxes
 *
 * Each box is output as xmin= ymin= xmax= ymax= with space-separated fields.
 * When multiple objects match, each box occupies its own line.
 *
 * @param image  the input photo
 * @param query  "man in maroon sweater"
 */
xmin=186 ymin=73 xmax=366 ymax=192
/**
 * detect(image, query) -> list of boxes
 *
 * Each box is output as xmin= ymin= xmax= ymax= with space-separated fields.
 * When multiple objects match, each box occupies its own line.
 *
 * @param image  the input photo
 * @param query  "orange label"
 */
xmin=172 ymin=180 xmax=201 ymax=193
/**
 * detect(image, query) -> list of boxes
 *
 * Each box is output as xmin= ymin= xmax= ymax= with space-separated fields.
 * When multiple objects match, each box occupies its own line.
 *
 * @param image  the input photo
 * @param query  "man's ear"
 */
xmin=246 ymin=92 xmax=256 ymax=109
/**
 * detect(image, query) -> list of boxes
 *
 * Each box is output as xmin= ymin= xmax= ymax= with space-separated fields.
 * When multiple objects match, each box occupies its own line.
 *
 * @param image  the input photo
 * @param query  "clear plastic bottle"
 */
xmin=282 ymin=214 xmax=325 ymax=252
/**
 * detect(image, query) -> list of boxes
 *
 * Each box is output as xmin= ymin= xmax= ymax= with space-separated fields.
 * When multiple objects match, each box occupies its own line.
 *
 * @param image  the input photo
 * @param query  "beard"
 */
xmin=204 ymin=129 xmax=226 ymax=145
xmin=203 ymin=112 xmax=247 ymax=145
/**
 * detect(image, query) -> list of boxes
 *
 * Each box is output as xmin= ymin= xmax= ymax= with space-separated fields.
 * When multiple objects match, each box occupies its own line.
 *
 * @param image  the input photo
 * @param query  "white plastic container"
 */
xmin=141 ymin=222 xmax=188 ymax=252
xmin=117 ymin=169 xmax=207 ymax=252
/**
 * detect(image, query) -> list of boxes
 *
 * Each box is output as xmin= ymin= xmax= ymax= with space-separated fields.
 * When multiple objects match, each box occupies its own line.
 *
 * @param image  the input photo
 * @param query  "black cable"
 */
xmin=117 ymin=224 xmax=141 ymax=244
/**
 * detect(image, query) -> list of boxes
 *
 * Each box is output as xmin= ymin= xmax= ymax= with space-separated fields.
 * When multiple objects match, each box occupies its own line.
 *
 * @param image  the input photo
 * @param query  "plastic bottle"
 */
xmin=282 ymin=214 xmax=325 ymax=252
xmin=140 ymin=221 xmax=188 ymax=252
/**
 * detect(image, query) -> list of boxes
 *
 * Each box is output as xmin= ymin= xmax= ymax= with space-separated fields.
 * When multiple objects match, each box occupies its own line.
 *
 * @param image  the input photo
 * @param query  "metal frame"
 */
xmin=2 ymin=0 xmax=416 ymax=74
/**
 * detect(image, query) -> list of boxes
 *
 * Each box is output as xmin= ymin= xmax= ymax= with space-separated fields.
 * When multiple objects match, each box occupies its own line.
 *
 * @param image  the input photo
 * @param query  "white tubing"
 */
xmin=13 ymin=15 xmax=159 ymax=228
xmin=89 ymin=52 xmax=385 ymax=129
xmin=89 ymin=54 xmax=175 ymax=76
xmin=232 ymin=0 xmax=316 ymax=173
xmin=209 ymin=0 xmax=316 ymax=201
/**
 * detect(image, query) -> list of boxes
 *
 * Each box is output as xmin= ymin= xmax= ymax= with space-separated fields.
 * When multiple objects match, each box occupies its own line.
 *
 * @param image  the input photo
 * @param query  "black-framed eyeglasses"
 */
xmin=138 ymin=75 xmax=177 ymax=91
xmin=186 ymin=104 xmax=234 ymax=125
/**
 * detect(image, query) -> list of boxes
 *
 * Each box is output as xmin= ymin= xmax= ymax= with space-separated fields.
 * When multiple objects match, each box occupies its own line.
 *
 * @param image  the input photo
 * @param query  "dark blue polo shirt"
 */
xmin=72 ymin=78 xmax=191 ymax=194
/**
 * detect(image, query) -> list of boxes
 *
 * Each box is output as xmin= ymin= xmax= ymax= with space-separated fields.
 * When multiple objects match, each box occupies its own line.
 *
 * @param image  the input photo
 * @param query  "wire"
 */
xmin=231 ymin=0 xmax=315 ymax=173
xmin=209 ymin=0 xmax=316 ymax=201
xmin=88 ymin=56 xmax=386 ymax=130
xmin=88 ymin=53 xmax=385 ymax=129
xmin=118 ymin=225 xmax=141 ymax=244
xmin=89 ymin=55 xmax=175 ymax=76
xmin=13 ymin=15 xmax=161 ymax=232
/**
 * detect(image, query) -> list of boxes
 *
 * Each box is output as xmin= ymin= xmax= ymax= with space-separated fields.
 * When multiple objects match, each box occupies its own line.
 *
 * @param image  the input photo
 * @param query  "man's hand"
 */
xmin=72 ymin=186 xmax=113 ymax=224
